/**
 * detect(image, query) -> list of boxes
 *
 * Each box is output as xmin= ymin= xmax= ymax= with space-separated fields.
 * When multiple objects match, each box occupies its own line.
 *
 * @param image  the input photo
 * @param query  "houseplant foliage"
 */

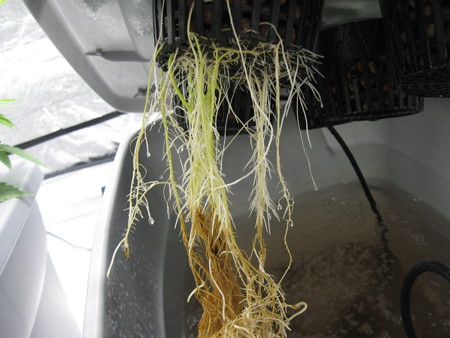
xmin=0 ymin=99 xmax=46 ymax=202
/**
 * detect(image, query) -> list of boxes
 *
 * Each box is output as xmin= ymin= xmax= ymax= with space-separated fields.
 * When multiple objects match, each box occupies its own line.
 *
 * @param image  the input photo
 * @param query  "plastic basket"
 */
xmin=298 ymin=19 xmax=424 ymax=130
xmin=296 ymin=85 xmax=335 ymax=130
xmin=380 ymin=0 xmax=450 ymax=97
xmin=154 ymin=0 xmax=324 ymax=66
xmin=157 ymin=0 xmax=323 ymax=134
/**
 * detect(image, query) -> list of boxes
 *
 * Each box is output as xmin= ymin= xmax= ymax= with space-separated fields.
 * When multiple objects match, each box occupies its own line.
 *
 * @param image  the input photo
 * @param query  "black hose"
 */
xmin=327 ymin=126 xmax=379 ymax=217
xmin=44 ymin=153 xmax=116 ymax=180
xmin=326 ymin=128 xmax=450 ymax=338
xmin=14 ymin=111 xmax=125 ymax=150
xmin=401 ymin=260 xmax=450 ymax=338
xmin=327 ymin=126 xmax=388 ymax=241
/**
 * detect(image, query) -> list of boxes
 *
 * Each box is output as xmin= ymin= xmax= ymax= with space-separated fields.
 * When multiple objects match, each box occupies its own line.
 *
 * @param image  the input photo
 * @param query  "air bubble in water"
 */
xmin=159 ymin=175 xmax=163 ymax=180
xmin=287 ymin=220 xmax=293 ymax=227
xmin=147 ymin=151 xmax=151 ymax=157
xmin=277 ymin=204 xmax=282 ymax=211
xmin=149 ymin=217 xmax=155 ymax=225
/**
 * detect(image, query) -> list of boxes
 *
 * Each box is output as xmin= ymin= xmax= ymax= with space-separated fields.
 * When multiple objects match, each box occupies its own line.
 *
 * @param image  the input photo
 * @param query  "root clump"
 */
xmin=110 ymin=6 xmax=321 ymax=337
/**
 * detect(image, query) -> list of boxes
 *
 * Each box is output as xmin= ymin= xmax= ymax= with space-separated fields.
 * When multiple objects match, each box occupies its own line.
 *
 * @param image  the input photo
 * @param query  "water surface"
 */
xmin=184 ymin=179 xmax=450 ymax=337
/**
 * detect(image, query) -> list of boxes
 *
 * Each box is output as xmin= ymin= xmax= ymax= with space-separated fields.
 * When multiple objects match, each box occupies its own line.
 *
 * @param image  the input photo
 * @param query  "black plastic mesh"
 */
xmin=380 ymin=0 xmax=450 ymax=97
xmin=154 ymin=0 xmax=324 ymax=66
xmin=155 ymin=0 xmax=324 ymax=135
xmin=298 ymin=19 xmax=424 ymax=130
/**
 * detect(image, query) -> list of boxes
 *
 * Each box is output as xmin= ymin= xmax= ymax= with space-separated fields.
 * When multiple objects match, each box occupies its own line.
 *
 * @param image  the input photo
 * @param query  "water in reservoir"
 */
xmin=183 ymin=179 xmax=450 ymax=337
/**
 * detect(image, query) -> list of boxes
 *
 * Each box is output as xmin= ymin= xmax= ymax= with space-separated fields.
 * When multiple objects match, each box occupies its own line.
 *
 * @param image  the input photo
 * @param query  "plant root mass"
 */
xmin=109 ymin=5 xmax=322 ymax=337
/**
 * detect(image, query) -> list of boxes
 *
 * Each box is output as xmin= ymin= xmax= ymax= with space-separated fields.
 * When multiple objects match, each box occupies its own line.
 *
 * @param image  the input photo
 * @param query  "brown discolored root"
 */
xmin=188 ymin=209 xmax=243 ymax=337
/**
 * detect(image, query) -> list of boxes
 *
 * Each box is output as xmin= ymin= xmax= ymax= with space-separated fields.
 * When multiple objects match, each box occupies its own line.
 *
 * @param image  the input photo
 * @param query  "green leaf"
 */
xmin=0 ymin=114 xmax=14 ymax=128
xmin=0 ymin=151 xmax=11 ymax=169
xmin=0 ymin=98 xmax=21 ymax=109
xmin=0 ymin=182 xmax=33 ymax=203
xmin=0 ymin=0 xmax=6 ymax=6
xmin=0 ymin=98 xmax=18 ymax=103
xmin=0 ymin=144 xmax=46 ymax=167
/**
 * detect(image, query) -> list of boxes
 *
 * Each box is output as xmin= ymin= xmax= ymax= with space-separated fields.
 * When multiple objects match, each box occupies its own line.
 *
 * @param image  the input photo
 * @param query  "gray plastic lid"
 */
xmin=23 ymin=0 xmax=156 ymax=113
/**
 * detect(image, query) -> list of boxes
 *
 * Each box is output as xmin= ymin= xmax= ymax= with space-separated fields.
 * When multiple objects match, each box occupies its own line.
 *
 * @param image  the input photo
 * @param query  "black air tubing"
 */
xmin=401 ymin=260 xmax=450 ymax=338
xmin=327 ymin=126 xmax=380 ymax=217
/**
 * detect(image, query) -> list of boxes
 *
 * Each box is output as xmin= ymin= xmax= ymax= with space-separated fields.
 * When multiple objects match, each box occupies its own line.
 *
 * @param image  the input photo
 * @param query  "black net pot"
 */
xmin=154 ymin=0 xmax=324 ymax=67
xmin=380 ymin=0 xmax=450 ymax=97
xmin=156 ymin=0 xmax=323 ymax=135
xmin=297 ymin=19 xmax=424 ymax=130
xmin=296 ymin=80 xmax=338 ymax=130
xmin=296 ymin=75 xmax=356 ymax=130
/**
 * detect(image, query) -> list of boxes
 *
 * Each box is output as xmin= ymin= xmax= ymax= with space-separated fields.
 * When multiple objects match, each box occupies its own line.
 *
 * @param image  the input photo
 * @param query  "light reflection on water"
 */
xmin=184 ymin=179 xmax=450 ymax=337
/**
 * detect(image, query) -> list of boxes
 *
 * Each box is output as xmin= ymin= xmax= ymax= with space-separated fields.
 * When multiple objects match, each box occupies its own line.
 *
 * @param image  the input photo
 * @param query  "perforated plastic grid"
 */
xmin=299 ymin=19 xmax=424 ymax=130
xmin=380 ymin=0 xmax=450 ymax=97
xmin=154 ymin=0 xmax=323 ymax=67
xmin=158 ymin=0 xmax=323 ymax=135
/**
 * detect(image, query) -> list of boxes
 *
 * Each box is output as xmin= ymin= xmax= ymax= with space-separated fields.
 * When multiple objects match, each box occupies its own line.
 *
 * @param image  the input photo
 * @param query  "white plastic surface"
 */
xmin=30 ymin=253 xmax=81 ymax=338
xmin=0 ymin=201 xmax=47 ymax=338
xmin=0 ymin=161 xmax=43 ymax=275
xmin=0 ymin=161 xmax=45 ymax=337
xmin=0 ymin=161 xmax=80 ymax=338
